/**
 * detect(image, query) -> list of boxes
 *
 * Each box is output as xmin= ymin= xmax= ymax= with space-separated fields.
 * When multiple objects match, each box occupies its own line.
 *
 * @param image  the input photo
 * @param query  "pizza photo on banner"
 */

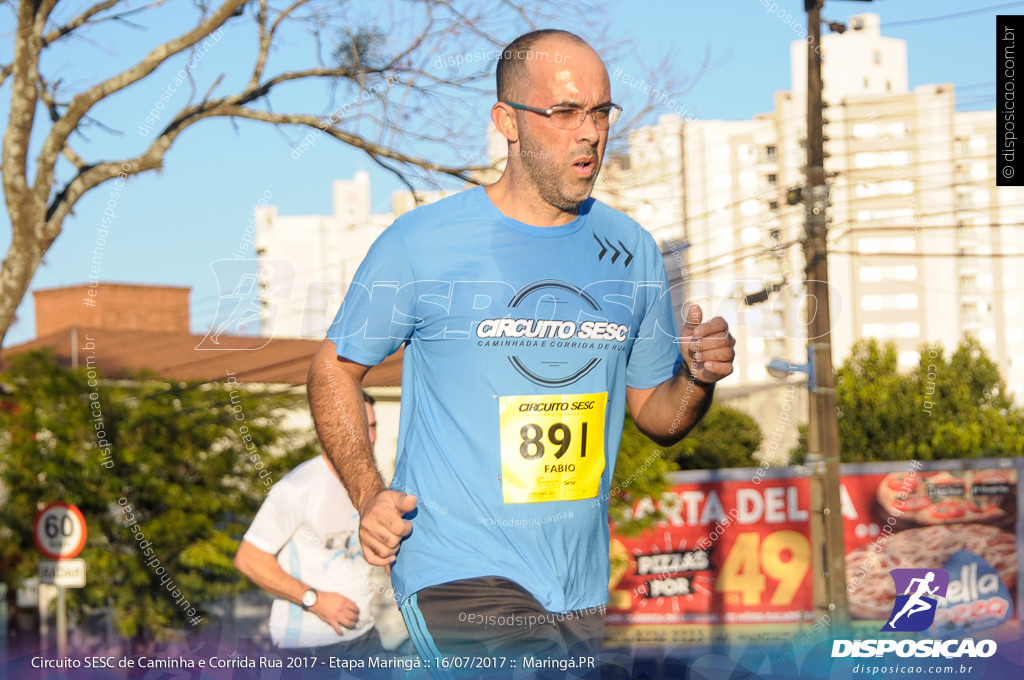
xmin=842 ymin=457 xmax=1023 ymax=639
xmin=606 ymin=458 xmax=1023 ymax=648
xmin=606 ymin=468 xmax=815 ymax=646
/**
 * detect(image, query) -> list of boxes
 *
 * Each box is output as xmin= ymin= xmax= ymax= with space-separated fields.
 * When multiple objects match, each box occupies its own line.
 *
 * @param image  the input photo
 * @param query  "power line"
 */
xmin=883 ymin=3 xmax=1024 ymax=29
xmin=829 ymin=250 xmax=1024 ymax=258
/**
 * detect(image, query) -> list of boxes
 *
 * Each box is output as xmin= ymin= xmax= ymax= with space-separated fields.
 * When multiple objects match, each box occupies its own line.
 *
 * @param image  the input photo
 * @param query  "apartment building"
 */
xmin=619 ymin=12 xmax=1024 ymax=399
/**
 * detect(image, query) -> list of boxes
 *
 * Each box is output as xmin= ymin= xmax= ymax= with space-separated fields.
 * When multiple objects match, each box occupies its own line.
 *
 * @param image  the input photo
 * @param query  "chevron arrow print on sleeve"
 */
xmin=592 ymin=234 xmax=634 ymax=267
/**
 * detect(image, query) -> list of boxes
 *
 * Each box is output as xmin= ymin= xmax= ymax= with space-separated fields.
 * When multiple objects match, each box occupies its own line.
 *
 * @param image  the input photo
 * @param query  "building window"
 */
xmin=897 ymin=322 xmax=920 ymax=338
xmin=767 ymin=173 xmax=777 ymax=185
xmin=898 ymin=351 xmax=919 ymax=368
xmin=852 ymin=122 xmax=880 ymax=138
xmin=860 ymin=266 xmax=883 ymax=283
xmin=764 ymin=145 xmax=777 ymax=161
xmin=897 ymin=294 xmax=919 ymax=310
xmin=890 ymin=265 xmax=917 ymax=281
xmin=855 ymin=208 xmax=914 ymax=223
xmin=854 ymin=152 xmax=878 ymax=168
xmin=859 ymin=237 xmax=881 ymax=253
xmin=861 ymin=295 xmax=883 ymax=312
xmin=873 ymin=50 xmax=882 ymax=65
xmin=855 ymin=182 xmax=878 ymax=198
xmin=768 ymin=200 xmax=779 ymax=212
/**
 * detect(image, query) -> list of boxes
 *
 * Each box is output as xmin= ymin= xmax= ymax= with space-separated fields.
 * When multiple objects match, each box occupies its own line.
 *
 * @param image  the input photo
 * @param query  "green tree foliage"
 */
xmin=610 ymin=404 xmax=764 ymax=535
xmin=609 ymin=410 xmax=679 ymax=536
xmin=789 ymin=337 xmax=1024 ymax=462
xmin=665 ymin=404 xmax=764 ymax=470
xmin=0 ymin=350 xmax=316 ymax=641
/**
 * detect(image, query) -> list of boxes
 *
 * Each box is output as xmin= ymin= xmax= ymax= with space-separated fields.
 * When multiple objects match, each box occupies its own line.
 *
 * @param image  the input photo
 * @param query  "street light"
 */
xmin=766 ymin=346 xmax=815 ymax=388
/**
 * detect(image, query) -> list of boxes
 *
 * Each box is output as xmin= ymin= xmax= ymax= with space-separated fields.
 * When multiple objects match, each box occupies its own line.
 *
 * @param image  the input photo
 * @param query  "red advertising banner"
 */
xmin=607 ymin=458 xmax=1022 ymax=646
xmin=606 ymin=468 xmax=815 ymax=645
xmin=840 ymin=458 xmax=1021 ymax=638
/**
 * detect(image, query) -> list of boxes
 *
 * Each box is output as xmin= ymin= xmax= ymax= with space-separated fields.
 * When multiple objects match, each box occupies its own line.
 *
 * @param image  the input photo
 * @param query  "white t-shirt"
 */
xmin=244 ymin=456 xmax=375 ymax=648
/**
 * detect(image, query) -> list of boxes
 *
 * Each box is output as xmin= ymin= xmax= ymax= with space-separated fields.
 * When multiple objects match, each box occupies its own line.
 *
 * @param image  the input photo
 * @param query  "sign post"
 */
xmin=33 ymin=503 xmax=87 ymax=657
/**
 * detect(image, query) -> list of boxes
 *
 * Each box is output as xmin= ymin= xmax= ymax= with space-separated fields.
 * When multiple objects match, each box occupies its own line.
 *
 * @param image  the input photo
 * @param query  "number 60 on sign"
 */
xmin=33 ymin=502 xmax=87 ymax=560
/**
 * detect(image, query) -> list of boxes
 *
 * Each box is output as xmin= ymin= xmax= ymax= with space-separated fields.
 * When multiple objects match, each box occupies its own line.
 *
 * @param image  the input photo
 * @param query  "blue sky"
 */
xmin=0 ymin=0 xmax=1005 ymax=346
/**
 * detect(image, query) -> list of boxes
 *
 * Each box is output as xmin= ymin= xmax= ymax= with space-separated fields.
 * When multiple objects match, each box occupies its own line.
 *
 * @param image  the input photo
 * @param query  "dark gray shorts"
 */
xmin=399 ymin=577 xmax=604 ymax=678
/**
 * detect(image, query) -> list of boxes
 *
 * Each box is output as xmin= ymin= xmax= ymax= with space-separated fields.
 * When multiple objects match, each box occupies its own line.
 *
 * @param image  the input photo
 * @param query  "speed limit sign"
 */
xmin=33 ymin=502 xmax=87 ymax=560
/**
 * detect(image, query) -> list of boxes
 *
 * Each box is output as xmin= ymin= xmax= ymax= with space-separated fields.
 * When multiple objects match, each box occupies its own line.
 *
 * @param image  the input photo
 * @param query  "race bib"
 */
xmin=498 ymin=393 xmax=607 ymax=503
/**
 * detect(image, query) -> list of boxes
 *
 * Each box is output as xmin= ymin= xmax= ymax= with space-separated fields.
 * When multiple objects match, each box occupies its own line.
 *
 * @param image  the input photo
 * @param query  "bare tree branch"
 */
xmin=40 ymin=82 xmax=89 ymax=171
xmin=177 ymin=104 xmax=480 ymax=181
xmin=0 ymin=0 xmax=699 ymax=351
xmin=40 ymin=0 xmax=121 ymax=46
xmin=33 ymin=0 xmax=248 ymax=210
xmin=54 ymin=0 xmax=178 ymax=42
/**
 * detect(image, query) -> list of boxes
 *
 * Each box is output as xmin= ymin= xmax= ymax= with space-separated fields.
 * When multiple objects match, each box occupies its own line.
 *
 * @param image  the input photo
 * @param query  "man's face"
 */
xmin=514 ymin=40 xmax=612 ymax=212
xmin=365 ymin=402 xmax=377 ymax=448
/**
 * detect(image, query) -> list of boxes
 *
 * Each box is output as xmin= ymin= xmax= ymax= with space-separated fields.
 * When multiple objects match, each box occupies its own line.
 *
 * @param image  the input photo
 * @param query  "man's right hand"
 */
xmin=358 ymin=490 xmax=417 ymax=566
xmin=310 ymin=591 xmax=360 ymax=635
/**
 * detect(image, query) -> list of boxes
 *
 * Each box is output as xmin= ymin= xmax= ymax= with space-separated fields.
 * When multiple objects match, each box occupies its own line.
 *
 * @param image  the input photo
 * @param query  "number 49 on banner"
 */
xmin=715 ymin=531 xmax=811 ymax=607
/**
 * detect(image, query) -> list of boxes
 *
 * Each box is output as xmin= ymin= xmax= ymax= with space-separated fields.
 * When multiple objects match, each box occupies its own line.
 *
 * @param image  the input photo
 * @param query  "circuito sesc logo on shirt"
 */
xmin=476 ymin=279 xmax=630 ymax=388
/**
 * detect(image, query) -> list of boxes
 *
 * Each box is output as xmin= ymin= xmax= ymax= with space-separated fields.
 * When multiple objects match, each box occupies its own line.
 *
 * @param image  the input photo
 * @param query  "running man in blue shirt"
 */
xmin=308 ymin=29 xmax=735 ymax=667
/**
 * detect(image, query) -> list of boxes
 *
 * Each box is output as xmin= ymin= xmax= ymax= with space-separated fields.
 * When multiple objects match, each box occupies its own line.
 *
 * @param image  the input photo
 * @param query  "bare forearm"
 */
xmin=234 ymin=540 xmax=307 ymax=604
xmin=307 ymin=341 xmax=385 ymax=512
xmin=633 ymin=368 xmax=714 ymax=446
xmin=235 ymin=540 xmax=360 ymax=630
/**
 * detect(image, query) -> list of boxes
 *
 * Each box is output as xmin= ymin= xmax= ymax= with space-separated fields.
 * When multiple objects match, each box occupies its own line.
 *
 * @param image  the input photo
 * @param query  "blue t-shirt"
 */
xmin=328 ymin=186 xmax=682 ymax=613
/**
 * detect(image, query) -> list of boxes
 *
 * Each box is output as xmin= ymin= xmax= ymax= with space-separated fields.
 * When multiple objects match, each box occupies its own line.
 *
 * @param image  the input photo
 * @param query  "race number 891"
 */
xmin=518 ymin=422 xmax=588 ymax=460
xmin=499 ymin=393 xmax=607 ymax=503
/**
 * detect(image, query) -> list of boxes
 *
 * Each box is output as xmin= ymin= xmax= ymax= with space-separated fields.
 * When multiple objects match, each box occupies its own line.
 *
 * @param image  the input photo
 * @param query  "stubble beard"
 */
xmin=517 ymin=125 xmax=601 ymax=213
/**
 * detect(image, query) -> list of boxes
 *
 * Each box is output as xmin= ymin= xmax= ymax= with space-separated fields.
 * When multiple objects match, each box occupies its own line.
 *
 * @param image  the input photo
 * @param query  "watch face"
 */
xmin=301 ymin=589 xmax=317 ymax=608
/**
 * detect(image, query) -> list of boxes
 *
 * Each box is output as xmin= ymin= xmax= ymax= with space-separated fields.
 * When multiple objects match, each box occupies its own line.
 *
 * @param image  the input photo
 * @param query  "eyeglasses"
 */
xmin=502 ymin=102 xmax=623 ymax=130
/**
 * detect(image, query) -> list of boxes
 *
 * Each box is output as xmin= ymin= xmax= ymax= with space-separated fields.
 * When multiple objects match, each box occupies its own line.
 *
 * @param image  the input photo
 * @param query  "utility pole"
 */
xmin=804 ymin=0 xmax=849 ymax=631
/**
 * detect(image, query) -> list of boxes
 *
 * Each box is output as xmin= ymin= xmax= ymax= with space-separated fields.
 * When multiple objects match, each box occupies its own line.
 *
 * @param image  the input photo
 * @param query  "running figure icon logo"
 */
xmin=881 ymin=568 xmax=950 ymax=632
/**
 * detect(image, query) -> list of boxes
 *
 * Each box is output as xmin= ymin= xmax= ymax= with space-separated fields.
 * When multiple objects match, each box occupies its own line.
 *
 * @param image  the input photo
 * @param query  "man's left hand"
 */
xmin=679 ymin=304 xmax=735 ymax=385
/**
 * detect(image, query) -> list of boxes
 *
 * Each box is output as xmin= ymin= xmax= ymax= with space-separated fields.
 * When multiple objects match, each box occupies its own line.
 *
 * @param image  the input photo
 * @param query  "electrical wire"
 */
xmin=882 ymin=3 xmax=1024 ymax=29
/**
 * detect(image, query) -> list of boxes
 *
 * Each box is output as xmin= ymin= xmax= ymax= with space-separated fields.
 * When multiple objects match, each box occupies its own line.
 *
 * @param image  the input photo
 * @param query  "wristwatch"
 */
xmin=300 ymin=588 xmax=318 ymax=610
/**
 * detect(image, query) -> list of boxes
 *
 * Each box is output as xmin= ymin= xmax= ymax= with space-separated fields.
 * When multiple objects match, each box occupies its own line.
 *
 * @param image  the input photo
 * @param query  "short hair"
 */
xmin=496 ymin=29 xmax=587 ymax=102
xmin=361 ymin=390 xmax=376 ymax=406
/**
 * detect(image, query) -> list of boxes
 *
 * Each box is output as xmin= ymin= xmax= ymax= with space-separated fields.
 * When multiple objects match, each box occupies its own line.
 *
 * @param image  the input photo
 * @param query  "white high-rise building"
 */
xmin=610 ymin=113 xmax=801 ymax=386
xmin=254 ymin=172 xmax=466 ymax=340
xmin=620 ymin=12 xmax=1024 ymax=401
xmin=254 ymin=172 xmax=394 ymax=339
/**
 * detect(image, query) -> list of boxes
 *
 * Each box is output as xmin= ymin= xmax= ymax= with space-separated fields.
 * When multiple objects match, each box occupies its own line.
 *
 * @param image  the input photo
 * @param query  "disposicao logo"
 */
xmin=832 ymin=567 xmax=998 ymax=660
xmin=882 ymin=568 xmax=950 ymax=632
